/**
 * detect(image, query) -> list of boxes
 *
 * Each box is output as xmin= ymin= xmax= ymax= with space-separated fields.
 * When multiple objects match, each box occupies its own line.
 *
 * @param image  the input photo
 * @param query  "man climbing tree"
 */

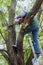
xmin=13 ymin=9 xmax=41 ymax=57
xmin=12 ymin=0 xmax=43 ymax=65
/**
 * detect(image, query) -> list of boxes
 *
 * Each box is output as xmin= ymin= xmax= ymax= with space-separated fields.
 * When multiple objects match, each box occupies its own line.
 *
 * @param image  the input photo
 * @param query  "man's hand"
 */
xmin=14 ymin=18 xmax=24 ymax=25
xmin=19 ymin=18 xmax=24 ymax=24
xmin=13 ymin=18 xmax=19 ymax=25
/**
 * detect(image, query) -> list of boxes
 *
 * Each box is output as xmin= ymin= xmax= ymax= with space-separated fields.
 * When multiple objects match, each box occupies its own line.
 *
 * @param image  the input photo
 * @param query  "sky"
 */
xmin=17 ymin=0 xmax=31 ymax=9
xmin=17 ymin=0 xmax=36 ymax=10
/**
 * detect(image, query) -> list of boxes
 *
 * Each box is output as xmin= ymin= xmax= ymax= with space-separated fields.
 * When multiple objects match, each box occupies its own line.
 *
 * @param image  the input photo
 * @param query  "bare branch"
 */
xmin=0 ymin=49 xmax=9 ymax=55
xmin=1 ymin=52 xmax=12 ymax=65
xmin=0 ymin=29 xmax=7 ymax=42
xmin=39 ymin=9 xmax=43 ymax=12
xmin=0 ymin=10 xmax=8 ymax=26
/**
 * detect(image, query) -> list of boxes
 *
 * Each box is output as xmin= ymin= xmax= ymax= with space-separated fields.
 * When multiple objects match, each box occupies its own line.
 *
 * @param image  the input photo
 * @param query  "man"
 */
xmin=13 ymin=9 xmax=41 ymax=56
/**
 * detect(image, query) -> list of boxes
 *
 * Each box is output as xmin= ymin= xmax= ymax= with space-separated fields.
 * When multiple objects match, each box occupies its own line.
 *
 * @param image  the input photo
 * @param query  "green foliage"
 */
xmin=0 ymin=0 xmax=11 ymax=7
xmin=0 ymin=55 xmax=8 ymax=65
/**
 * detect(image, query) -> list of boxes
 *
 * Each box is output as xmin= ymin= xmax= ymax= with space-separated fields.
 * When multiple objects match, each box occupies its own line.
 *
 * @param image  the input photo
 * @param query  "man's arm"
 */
xmin=14 ymin=18 xmax=24 ymax=25
xmin=14 ymin=10 xmax=26 ymax=25
xmin=16 ymin=10 xmax=27 ymax=19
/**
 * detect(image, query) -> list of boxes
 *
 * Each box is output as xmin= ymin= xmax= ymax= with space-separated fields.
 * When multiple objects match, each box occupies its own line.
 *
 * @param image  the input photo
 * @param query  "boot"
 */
xmin=36 ymin=53 xmax=40 ymax=58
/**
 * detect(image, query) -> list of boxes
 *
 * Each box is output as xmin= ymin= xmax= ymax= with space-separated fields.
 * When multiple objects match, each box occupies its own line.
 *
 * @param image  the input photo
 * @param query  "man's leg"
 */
xmin=32 ymin=29 xmax=41 ymax=57
xmin=12 ymin=27 xmax=31 ymax=52
xmin=24 ymin=26 xmax=31 ymax=34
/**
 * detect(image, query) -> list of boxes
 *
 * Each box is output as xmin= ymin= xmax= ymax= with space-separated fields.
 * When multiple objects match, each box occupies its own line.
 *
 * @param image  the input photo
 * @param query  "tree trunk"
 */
xmin=17 ymin=29 xmax=25 ymax=65
xmin=6 ymin=0 xmax=18 ymax=65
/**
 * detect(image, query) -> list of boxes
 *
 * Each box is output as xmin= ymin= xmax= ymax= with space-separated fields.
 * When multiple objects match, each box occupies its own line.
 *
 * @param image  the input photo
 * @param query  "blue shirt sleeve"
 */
xmin=16 ymin=10 xmax=27 ymax=19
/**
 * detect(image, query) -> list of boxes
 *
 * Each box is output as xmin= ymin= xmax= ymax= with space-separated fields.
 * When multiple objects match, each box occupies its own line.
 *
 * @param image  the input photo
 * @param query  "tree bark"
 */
xmin=6 ymin=0 xmax=18 ymax=65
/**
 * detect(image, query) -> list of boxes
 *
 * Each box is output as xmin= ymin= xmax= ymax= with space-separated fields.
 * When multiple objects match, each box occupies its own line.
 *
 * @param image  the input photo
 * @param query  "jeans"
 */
xmin=24 ymin=25 xmax=41 ymax=54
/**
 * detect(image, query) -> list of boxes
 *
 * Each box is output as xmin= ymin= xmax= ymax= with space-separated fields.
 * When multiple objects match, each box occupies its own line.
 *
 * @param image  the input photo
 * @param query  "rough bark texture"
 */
xmin=6 ymin=0 xmax=17 ymax=65
xmin=17 ymin=29 xmax=25 ymax=65
xmin=7 ymin=28 xmax=17 ymax=65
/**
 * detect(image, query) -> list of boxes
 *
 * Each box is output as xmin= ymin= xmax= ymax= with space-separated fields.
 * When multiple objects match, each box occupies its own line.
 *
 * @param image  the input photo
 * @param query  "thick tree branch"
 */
xmin=0 ymin=49 xmax=9 ymax=55
xmin=0 ymin=11 xmax=8 ymax=26
xmin=0 ymin=30 xmax=7 ymax=42
xmin=6 ymin=0 xmax=18 ymax=65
